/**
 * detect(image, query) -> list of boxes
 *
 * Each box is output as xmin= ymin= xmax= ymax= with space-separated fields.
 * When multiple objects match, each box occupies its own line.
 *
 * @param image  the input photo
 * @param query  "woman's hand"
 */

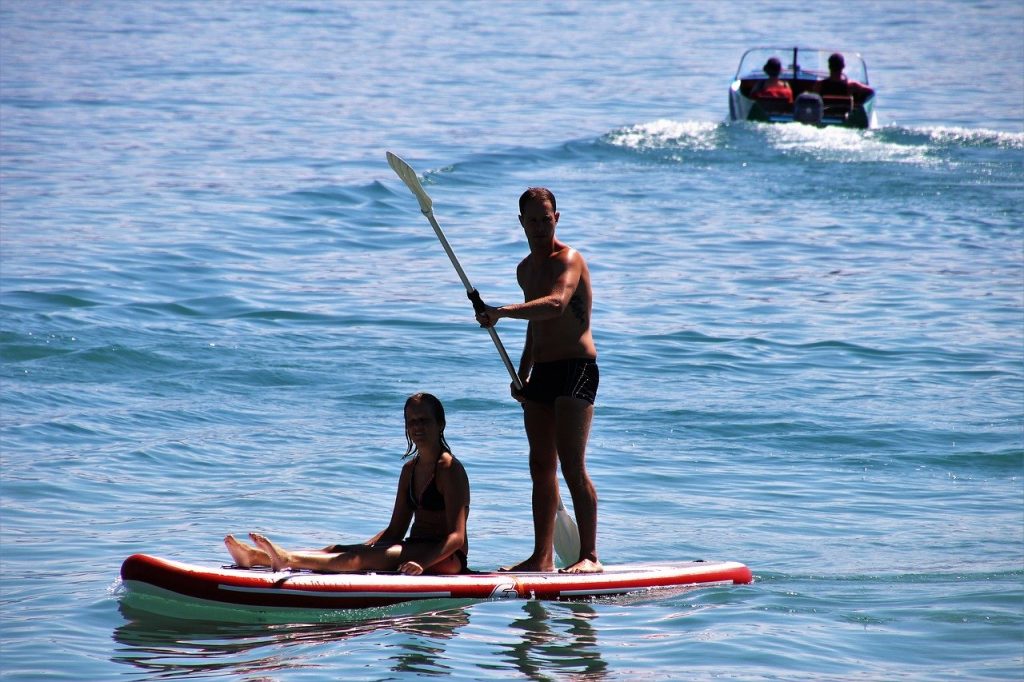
xmin=399 ymin=561 xmax=425 ymax=576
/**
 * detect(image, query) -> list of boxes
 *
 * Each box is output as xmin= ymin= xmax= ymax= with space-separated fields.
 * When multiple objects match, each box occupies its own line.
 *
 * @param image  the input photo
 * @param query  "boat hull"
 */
xmin=729 ymin=83 xmax=875 ymax=128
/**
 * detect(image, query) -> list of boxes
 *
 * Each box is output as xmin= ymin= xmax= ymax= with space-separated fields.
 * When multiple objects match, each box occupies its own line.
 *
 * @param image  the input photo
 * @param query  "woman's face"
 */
xmin=405 ymin=400 xmax=442 ymax=449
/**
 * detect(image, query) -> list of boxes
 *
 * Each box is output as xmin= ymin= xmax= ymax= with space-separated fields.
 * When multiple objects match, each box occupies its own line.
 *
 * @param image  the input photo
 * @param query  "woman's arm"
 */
xmin=403 ymin=458 xmax=470 ymax=573
xmin=375 ymin=462 xmax=415 ymax=545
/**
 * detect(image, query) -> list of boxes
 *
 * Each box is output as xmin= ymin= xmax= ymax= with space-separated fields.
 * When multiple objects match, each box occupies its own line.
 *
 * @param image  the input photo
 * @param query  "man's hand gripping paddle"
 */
xmin=386 ymin=151 xmax=581 ymax=568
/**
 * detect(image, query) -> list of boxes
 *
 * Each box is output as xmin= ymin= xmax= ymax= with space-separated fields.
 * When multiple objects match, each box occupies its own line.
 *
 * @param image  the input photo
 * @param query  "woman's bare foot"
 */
xmin=249 ymin=533 xmax=291 ymax=572
xmin=559 ymin=557 xmax=603 ymax=574
xmin=224 ymin=534 xmax=269 ymax=568
xmin=498 ymin=555 xmax=555 ymax=573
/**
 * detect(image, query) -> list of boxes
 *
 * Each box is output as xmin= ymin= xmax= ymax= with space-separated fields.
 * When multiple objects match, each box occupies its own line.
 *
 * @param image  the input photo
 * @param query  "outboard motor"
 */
xmin=793 ymin=92 xmax=824 ymax=125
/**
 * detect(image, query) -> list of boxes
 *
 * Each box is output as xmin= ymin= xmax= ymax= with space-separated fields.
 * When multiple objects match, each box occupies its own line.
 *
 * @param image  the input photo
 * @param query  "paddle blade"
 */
xmin=386 ymin=151 xmax=433 ymax=213
xmin=553 ymin=496 xmax=581 ymax=568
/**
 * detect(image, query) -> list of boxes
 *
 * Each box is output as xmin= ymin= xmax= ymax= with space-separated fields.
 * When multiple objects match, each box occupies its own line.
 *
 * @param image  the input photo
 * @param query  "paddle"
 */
xmin=386 ymin=151 xmax=581 ymax=568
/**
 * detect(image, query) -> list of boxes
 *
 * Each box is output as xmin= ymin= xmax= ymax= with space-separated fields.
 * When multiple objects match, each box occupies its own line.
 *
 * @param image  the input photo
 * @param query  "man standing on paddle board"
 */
xmin=475 ymin=187 xmax=602 ymax=574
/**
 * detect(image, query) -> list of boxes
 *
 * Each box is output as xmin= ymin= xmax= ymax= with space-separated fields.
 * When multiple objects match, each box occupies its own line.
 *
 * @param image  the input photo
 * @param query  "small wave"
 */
xmin=415 ymin=146 xmax=573 ymax=184
xmin=634 ymin=329 xmax=897 ymax=360
xmin=283 ymin=180 xmax=394 ymax=207
xmin=602 ymin=119 xmax=722 ymax=152
xmin=886 ymin=125 xmax=1024 ymax=151
xmin=0 ymin=331 xmax=78 ymax=363
xmin=912 ymin=448 xmax=1024 ymax=473
xmin=156 ymin=295 xmax=259 ymax=319
xmin=231 ymin=309 xmax=333 ymax=323
xmin=70 ymin=344 xmax=182 ymax=374
xmin=2 ymin=290 xmax=103 ymax=311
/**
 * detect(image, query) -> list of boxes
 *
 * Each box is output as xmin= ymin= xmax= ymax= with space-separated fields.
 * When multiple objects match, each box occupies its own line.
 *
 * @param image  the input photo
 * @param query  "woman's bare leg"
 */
xmin=250 ymin=533 xmax=397 ymax=573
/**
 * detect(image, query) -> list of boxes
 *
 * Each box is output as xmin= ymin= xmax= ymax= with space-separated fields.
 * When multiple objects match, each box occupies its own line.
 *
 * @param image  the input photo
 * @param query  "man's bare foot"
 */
xmin=224 ymin=534 xmax=268 ymax=568
xmin=249 ymin=533 xmax=290 ymax=572
xmin=498 ymin=556 xmax=555 ymax=573
xmin=559 ymin=557 xmax=603 ymax=574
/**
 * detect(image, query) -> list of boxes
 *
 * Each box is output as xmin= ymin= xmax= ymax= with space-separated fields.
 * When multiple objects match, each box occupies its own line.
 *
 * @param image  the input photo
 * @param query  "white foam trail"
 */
xmin=765 ymin=124 xmax=936 ymax=164
xmin=605 ymin=119 xmax=720 ymax=151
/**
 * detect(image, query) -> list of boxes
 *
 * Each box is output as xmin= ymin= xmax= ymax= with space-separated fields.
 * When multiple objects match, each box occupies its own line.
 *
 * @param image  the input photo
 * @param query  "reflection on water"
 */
xmin=383 ymin=607 xmax=472 ymax=677
xmin=112 ymin=600 xmax=472 ymax=678
xmin=504 ymin=600 xmax=609 ymax=681
xmin=113 ymin=597 xmax=611 ymax=678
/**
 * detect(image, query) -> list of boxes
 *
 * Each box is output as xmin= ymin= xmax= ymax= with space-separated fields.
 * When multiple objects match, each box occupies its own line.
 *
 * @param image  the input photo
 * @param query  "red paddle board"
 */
xmin=120 ymin=553 xmax=752 ymax=619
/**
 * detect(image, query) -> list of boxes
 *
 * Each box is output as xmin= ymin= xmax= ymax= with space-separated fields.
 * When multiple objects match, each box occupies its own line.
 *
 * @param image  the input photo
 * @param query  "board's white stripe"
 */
xmin=218 ymin=584 xmax=452 ymax=599
xmin=555 ymin=579 xmax=734 ymax=597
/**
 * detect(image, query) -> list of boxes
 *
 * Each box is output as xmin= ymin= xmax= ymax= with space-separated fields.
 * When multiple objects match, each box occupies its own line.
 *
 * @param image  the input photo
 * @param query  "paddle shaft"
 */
xmin=385 ymin=151 xmax=521 ymax=389
xmin=419 ymin=208 xmax=523 ymax=392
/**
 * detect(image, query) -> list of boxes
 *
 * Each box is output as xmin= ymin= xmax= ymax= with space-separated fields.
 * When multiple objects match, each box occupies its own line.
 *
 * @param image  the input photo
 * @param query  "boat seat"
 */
xmin=740 ymin=78 xmax=793 ymax=99
xmin=753 ymin=95 xmax=792 ymax=114
xmin=822 ymin=95 xmax=854 ymax=118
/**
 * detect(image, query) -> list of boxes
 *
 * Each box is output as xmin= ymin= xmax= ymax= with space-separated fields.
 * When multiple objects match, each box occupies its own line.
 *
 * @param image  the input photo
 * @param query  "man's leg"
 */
xmin=501 ymin=401 xmax=559 ymax=572
xmin=554 ymin=396 xmax=601 ymax=573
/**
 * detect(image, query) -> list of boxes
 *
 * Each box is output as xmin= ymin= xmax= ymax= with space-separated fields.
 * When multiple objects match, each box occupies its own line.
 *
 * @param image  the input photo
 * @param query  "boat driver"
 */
xmin=815 ymin=53 xmax=874 ymax=101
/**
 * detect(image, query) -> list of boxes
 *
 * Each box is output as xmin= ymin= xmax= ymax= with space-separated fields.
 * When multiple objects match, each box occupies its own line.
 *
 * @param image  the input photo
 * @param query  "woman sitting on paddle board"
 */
xmin=224 ymin=392 xmax=471 ymax=575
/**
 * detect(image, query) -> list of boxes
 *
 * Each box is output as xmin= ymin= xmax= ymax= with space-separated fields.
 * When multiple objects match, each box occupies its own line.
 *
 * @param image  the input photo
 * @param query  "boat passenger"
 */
xmin=225 ymin=393 xmax=471 ymax=575
xmin=814 ymin=52 xmax=874 ymax=101
xmin=750 ymin=57 xmax=793 ymax=105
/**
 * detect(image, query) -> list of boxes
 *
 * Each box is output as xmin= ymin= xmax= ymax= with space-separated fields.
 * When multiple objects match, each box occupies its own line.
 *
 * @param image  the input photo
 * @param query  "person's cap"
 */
xmin=828 ymin=53 xmax=845 ymax=69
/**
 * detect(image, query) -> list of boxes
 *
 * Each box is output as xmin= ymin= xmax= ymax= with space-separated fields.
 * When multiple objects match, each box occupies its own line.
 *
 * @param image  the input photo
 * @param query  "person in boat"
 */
xmin=750 ymin=57 xmax=793 ymax=105
xmin=814 ymin=52 xmax=874 ymax=101
xmin=224 ymin=392 xmax=470 ymax=575
xmin=473 ymin=187 xmax=602 ymax=574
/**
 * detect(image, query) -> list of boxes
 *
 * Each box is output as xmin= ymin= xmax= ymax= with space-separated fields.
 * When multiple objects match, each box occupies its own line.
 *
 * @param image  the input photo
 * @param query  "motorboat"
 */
xmin=729 ymin=47 xmax=877 ymax=128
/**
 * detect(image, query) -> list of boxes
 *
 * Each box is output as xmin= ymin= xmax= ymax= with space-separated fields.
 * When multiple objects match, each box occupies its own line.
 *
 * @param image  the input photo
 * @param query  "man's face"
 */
xmin=519 ymin=198 xmax=559 ymax=241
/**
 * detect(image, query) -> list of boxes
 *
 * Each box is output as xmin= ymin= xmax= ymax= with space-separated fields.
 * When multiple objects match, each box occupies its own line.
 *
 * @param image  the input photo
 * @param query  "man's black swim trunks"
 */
xmin=522 ymin=358 xmax=599 ymax=405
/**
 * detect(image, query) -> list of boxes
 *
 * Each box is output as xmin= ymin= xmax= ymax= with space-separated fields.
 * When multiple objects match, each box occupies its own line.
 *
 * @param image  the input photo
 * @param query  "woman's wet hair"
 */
xmin=403 ymin=392 xmax=452 ymax=458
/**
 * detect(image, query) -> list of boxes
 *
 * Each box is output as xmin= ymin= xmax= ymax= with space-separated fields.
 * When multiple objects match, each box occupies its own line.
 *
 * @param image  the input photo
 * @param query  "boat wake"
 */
xmin=598 ymin=118 xmax=1023 ymax=166
xmin=602 ymin=119 xmax=722 ymax=153
xmin=880 ymin=124 xmax=1024 ymax=151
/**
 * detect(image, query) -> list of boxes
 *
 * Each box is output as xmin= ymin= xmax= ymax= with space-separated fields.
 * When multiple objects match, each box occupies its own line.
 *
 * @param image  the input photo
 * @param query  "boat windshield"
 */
xmin=734 ymin=47 xmax=868 ymax=83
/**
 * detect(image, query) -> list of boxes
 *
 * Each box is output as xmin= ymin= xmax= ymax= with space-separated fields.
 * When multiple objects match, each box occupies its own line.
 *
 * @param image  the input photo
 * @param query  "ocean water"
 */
xmin=1 ymin=1 xmax=1021 ymax=680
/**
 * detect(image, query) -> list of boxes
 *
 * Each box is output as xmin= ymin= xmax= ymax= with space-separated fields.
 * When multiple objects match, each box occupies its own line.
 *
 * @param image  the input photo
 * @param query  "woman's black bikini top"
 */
xmin=409 ymin=456 xmax=445 ymax=512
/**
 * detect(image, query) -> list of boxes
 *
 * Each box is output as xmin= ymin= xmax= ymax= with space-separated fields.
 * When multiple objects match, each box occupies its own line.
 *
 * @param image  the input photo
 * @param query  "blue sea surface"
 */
xmin=1 ymin=1 xmax=1022 ymax=680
